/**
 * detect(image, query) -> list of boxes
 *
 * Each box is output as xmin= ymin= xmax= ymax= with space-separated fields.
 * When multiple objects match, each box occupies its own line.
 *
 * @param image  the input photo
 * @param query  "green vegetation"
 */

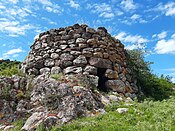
xmin=51 ymin=73 xmax=65 ymax=81
xmin=52 ymin=96 xmax=175 ymax=131
xmin=126 ymin=49 xmax=175 ymax=100
xmin=12 ymin=96 xmax=175 ymax=131
xmin=0 ymin=60 xmax=21 ymax=77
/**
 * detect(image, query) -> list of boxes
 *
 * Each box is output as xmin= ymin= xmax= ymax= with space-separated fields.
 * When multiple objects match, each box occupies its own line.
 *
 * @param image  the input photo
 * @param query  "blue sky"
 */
xmin=0 ymin=0 xmax=175 ymax=82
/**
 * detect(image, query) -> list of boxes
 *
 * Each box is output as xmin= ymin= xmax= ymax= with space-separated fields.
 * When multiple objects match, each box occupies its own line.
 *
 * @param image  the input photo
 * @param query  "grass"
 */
xmin=52 ymin=96 xmax=175 ymax=131
xmin=11 ymin=96 xmax=175 ymax=131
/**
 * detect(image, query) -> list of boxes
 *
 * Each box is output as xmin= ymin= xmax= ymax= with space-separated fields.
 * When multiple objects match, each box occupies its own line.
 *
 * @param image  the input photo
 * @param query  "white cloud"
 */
xmin=152 ymin=31 xmax=167 ymax=40
xmin=37 ymin=0 xmax=52 ymax=6
xmin=8 ymin=0 xmax=19 ymax=4
xmin=125 ymin=43 xmax=146 ymax=50
xmin=12 ymin=54 xmax=19 ymax=58
xmin=158 ymin=31 xmax=167 ymax=39
xmin=115 ymin=32 xmax=148 ymax=50
xmin=2 ymin=47 xmax=25 ymax=59
xmin=154 ymin=38 xmax=175 ymax=54
xmin=37 ymin=0 xmax=63 ymax=14
xmin=69 ymin=0 xmax=80 ymax=9
xmin=4 ymin=48 xmax=24 ymax=55
xmin=131 ymin=14 xmax=140 ymax=20
xmin=34 ymin=34 xmax=39 ymax=40
xmin=87 ymin=3 xmax=115 ymax=19
xmin=115 ymin=10 xmax=123 ymax=16
xmin=0 ymin=2 xmax=36 ymax=36
xmin=121 ymin=14 xmax=147 ymax=25
xmin=171 ymin=33 xmax=175 ymax=39
xmin=0 ymin=20 xmax=34 ymax=36
xmin=99 ymin=12 xmax=115 ymax=18
xmin=121 ymin=0 xmax=137 ymax=12
xmin=164 ymin=68 xmax=175 ymax=71
xmin=0 ymin=3 xmax=6 ymax=9
xmin=115 ymin=31 xmax=149 ymax=44
xmin=157 ymin=2 xmax=175 ymax=16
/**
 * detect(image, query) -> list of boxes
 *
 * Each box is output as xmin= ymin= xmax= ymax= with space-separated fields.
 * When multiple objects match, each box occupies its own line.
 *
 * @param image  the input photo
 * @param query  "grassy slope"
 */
xmin=51 ymin=97 xmax=175 ymax=131
xmin=11 ymin=96 xmax=175 ymax=131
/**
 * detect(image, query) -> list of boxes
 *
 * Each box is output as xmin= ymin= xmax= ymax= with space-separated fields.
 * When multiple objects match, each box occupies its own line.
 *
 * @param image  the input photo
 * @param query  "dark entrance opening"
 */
xmin=97 ymin=68 xmax=108 ymax=92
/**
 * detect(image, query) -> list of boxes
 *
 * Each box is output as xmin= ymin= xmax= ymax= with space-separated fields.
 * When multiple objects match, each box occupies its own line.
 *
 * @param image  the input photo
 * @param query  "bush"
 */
xmin=126 ymin=49 xmax=174 ymax=100
xmin=0 ymin=60 xmax=21 ymax=77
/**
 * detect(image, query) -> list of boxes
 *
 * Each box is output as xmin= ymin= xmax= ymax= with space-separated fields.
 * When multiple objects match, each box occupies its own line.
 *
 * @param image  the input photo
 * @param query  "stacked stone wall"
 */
xmin=21 ymin=24 xmax=138 ymax=94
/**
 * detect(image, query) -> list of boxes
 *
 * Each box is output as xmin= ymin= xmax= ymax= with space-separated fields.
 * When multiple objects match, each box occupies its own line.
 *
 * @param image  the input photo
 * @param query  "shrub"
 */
xmin=126 ymin=49 xmax=174 ymax=100
xmin=0 ymin=60 xmax=21 ymax=77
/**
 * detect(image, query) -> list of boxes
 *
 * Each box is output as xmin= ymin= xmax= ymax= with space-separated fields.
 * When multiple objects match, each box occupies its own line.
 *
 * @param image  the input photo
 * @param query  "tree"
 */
xmin=126 ymin=49 xmax=174 ymax=100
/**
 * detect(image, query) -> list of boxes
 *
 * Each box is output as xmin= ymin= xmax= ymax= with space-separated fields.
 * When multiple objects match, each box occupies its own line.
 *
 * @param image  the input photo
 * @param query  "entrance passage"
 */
xmin=97 ymin=68 xmax=108 ymax=92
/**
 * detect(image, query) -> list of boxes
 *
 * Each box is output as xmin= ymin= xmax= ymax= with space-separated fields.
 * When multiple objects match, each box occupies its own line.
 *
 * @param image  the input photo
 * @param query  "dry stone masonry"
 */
xmin=21 ymin=24 xmax=138 ymax=95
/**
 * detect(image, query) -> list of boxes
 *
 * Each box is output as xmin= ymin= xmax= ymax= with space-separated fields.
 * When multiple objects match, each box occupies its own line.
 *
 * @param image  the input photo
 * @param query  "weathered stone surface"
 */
xmin=59 ymin=45 xmax=68 ymax=50
xmin=103 ymin=53 xmax=109 ymax=59
xmin=70 ymin=51 xmax=81 ymax=55
xmin=89 ymin=57 xmax=112 ymax=69
xmin=101 ymin=95 xmax=110 ymax=105
xmin=82 ymin=32 xmax=91 ymax=39
xmin=44 ymin=59 xmax=55 ymax=67
xmin=60 ymin=53 xmax=74 ymax=61
xmin=87 ymin=38 xmax=97 ymax=45
xmin=119 ymin=73 xmax=127 ymax=82
xmin=106 ymin=80 xmax=126 ymax=93
xmin=82 ymin=51 xmax=92 ymax=57
xmin=105 ymin=69 xmax=118 ymax=79
xmin=51 ymin=53 xmax=59 ymax=59
xmin=86 ymin=27 xmax=96 ymax=33
xmin=60 ymin=60 xmax=73 ymax=68
xmin=22 ymin=112 xmax=46 ymax=131
xmin=108 ymin=95 xmax=121 ymax=102
xmin=84 ymin=65 xmax=97 ymax=75
xmin=117 ymin=108 xmax=128 ymax=114
xmin=51 ymin=66 xmax=61 ymax=74
xmin=73 ymin=55 xmax=87 ymax=67
xmin=27 ymin=68 xmax=39 ymax=75
xmin=93 ymin=52 xmax=103 ymax=58
xmin=3 ymin=125 xmax=15 ymax=131
xmin=64 ymin=66 xmax=82 ymax=74
xmin=76 ymin=38 xmax=85 ymax=44
xmin=44 ymin=116 xmax=59 ymax=129
xmin=114 ymin=63 xmax=122 ymax=73
xmin=79 ymin=44 xmax=87 ymax=49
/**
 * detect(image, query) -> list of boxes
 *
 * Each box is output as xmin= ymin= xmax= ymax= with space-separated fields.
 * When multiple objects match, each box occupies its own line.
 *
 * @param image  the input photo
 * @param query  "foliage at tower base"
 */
xmin=126 ymin=49 xmax=174 ymax=101
xmin=0 ymin=60 xmax=21 ymax=77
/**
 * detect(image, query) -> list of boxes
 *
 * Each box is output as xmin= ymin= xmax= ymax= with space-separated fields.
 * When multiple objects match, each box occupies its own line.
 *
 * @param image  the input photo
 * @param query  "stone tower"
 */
xmin=21 ymin=24 xmax=138 ymax=95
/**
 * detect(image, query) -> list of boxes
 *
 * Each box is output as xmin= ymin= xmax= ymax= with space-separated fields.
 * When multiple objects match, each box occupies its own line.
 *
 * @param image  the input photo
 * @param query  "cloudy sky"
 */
xmin=0 ymin=0 xmax=175 ymax=81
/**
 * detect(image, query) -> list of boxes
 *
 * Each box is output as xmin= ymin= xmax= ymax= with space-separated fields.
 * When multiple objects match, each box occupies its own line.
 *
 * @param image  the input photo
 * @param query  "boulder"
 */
xmin=89 ymin=57 xmax=112 ymax=69
xmin=22 ymin=112 xmax=46 ymax=131
xmin=106 ymin=80 xmax=126 ymax=93
xmin=84 ymin=65 xmax=97 ymax=75
xmin=51 ymin=66 xmax=62 ymax=74
xmin=73 ymin=55 xmax=87 ymax=67
xmin=60 ymin=53 xmax=74 ymax=61
xmin=105 ymin=69 xmax=118 ymax=79
xmin=40 ymin=67 xmax=50 ymax=75
xmin=116 ymin=108 xmax=128 ymax=114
